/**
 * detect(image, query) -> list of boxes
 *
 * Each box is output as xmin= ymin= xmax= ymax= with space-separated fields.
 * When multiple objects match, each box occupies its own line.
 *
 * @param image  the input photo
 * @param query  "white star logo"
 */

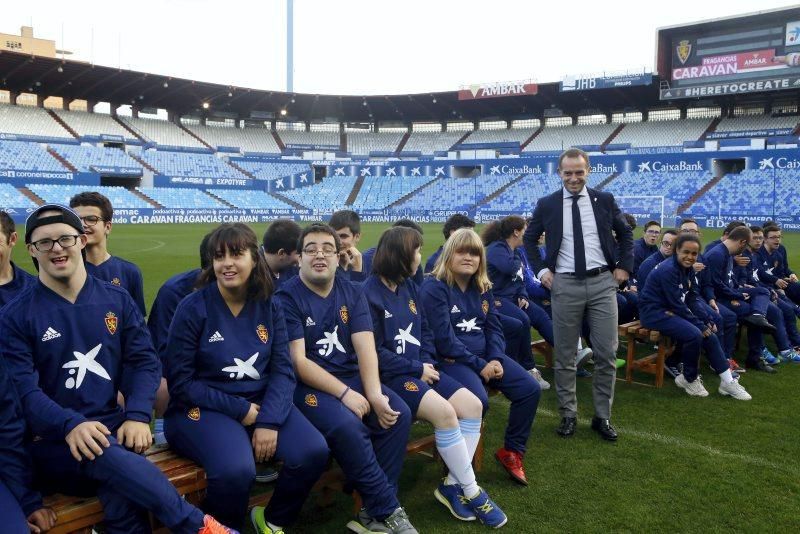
xmin=385 ymin=167 xmax=397 ymax=176
xmin=360 ymin=167 xmax=372 ymax=176
xmin=335 ymin=167 xmax=346 ymax=176
xmin=222 ymin=352 xmax=261 ymax=380
xmin=759 ymin=158 xmax=774 ymax=170
xmin=434 ymin=166 xmax=445 ymax=176
xmin=275 ymin=178 xmax=284 ymax=189
xmin=410 ymin=167 xmax=421 ymax=176
xmin=300 ymin=173 xmax=308 ymax=182
xmin=456 ymin=317 xmax=481 ymax=332
xmin=393 ymin=323 xmax=421 ymax=354
xmin=637 ymin=162 xmax=651 ymax=172
xmin=62 ymin=344 xmax=111 ymax=390
xmin=489 ymin=165 xmax=500 ymax=175
xmin=316 ymin=326 xmax=346 ymax=357
xmin=513 ymin=265 xmax=523 ymax=282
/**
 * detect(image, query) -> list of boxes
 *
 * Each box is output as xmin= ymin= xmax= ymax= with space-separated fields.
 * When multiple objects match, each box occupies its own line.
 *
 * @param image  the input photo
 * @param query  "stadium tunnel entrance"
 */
xmin=712 ymin=158 xmax=746 ymax=177
xmin=451 ymin=165 xmax=481 ymax=178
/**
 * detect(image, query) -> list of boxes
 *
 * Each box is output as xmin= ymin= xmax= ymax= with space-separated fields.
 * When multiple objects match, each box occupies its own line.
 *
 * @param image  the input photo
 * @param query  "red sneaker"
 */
xmin=728 ymin=358 xmax=745 ymax=373
xmin=198 ymin=515 xmax=239 ymax=534
xmin=495 ymin=447 xmax=528 ymax=486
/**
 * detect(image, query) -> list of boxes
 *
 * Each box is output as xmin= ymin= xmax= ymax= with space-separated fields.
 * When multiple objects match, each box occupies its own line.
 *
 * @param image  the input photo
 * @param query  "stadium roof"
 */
xmin=0 ymin=49 xmax=797 ymax=124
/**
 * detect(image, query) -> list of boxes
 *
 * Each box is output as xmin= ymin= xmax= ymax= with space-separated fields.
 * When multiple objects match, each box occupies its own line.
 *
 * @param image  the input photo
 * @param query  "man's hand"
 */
xmin=341 ymin=388 xmax=370 ymax=419
xmin=117 ymin=420 xmax=152 ymax=453
xmin=734 ymin=255 xmax=750 ymax=267
xmin=693 ymin=262 xmax=705 ymax=273
xmin=65 ymin=421 xmax=111 ymax=461
xmin=517 ymin=297 xmax=529 ymax=309
xmin=241 ymin=403 xmax=260 ymax=426
xmin=628 ymin=285 xmax=638 ymax=293
xmin=790 ymin=274 xmax=798 ymax=283
xmin=369 ymin=394 xmax=400 ymax=429
xmin=776 ymin=278 xmax=789 ymax=289
xmin=479 ymin=361 xmax=504 ymax=383
xmin=708 ymin=299 xmax=719 ymax=313
xmin=252 ymin=428 xmax=278 ymax=463
xmin=540 ymin=270 xmax=553 ymax=289
xmin=421 ymin=363 xmax=439 ymax=384
xmin=702 ymin=326 xmax=713 ymax=338
xmin=339 ymin=247 xmax=362 ymax=272
xmin=613 ymin=268 xmax=629 ymax=285
xmin=27 ymin=508 xmax=57 ymax=533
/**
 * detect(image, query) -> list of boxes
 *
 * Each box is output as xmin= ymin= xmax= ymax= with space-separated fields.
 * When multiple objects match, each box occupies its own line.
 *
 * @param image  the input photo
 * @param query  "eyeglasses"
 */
xmin=302 ymin=246 xmax=338 ymax=258
xmin=645 ymin=230 xmax=661 ymax=235
xmin=80 ymin=215 xmax=105 ymax=226
xmin=30 ymin=234 xmax=80 ymax=252
xmin=661 ymin=241 xmax=674 ymax=248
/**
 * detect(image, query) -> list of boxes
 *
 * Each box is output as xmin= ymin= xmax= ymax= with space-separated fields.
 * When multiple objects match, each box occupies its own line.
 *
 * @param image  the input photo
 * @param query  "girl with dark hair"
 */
xmin=482 ymin=216 xmax=554 ymax=389
xmin=419 ymin=229 xmax=541 ymax=488
xmin=164 ymin=223 xmax=329 ymax=532
xmin=363 ymin=227 xmax=506 ymax=528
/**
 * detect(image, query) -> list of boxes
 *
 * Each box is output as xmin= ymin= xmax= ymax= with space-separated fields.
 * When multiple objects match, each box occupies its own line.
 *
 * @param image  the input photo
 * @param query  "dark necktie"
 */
xmin=571 ymin=194 xmax=586 ymax=279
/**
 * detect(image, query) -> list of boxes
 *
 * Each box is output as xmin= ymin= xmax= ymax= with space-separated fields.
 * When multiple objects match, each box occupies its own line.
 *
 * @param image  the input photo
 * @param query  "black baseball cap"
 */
xmin=25 ymin=204 xmax=85 ymax=244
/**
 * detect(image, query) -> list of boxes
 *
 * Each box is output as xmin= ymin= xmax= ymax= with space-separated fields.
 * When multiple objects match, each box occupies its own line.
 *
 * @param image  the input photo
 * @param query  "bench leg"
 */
xmin=655 ymin=340 xmax=667 ymax=388
xmin=625 ymin=333 xmax=636 ymax=383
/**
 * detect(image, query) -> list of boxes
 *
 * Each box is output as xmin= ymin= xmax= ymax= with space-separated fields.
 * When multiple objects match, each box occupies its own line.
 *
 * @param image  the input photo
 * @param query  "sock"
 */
xmin=435 ymin=427 xmax=479 ymax=498
xmin=267 ymin=522 xmax=283 ymax=532
xmin=719 ymin=369 xmax=734 ymax=384
xmin=577 ymin=338 xmax=584 ymax=351
xmin=153 ymin=418 xmax=164 ymax=433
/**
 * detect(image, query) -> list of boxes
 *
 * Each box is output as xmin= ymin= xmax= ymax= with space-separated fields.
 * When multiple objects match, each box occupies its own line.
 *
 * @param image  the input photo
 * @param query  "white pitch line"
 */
xmin=534 ymin=407 xmax=796 ymax=474
xmin=135 ymin=239 xmax=166 ymax=253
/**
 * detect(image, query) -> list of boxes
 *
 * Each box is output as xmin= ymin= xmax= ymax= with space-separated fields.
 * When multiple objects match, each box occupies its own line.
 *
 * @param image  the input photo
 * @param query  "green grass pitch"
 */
xmin=10 ymin=223 xmax=800 ymax=532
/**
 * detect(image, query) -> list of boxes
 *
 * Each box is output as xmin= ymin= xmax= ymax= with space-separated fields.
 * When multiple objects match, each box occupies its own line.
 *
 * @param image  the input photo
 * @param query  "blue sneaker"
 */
xmin=466 ymin=487 xmax=507 ymax=528
xmin=434 ymin=481 xmax=476 ymax=521
xmin=576 ymin=368 xmax=593 ymax=378
xmin=762 ymin=347 xmax=780 ymax=366
xmin=778 ymin=349 xmax=800 ymax=363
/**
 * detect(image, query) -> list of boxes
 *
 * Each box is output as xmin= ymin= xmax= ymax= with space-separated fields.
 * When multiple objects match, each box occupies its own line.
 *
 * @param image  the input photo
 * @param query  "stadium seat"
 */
xmin=120 ymin=116 xmax=206 ymax=148
xmin=54 ymin=109 xmax=136 ymax=140
xmin=234 ymin=160 xmax=310 ymax=181
xmin=278 ymin=130 xmax=339 ymax=149
xmin=0 ymin=183 xmax=38 ymax=208
xmin=690 ymin=170 xmax=774 ymax=217
xmin=279 ymin=176 xmax=358 ymax=211
xmin=51 ymin=145 xmax=143 ymax=173
xmin=393 ymin=174 xmax=516 ymax=212
xmin=0 ymin=140 xmax=65 ymax=172
xmin=402 ymin=132 xmax=464 ymax=155
xmin=137 ymin=186 xmax=228 ymax=208
xmin=346 ymin=132 xmax=404 ymax=155
xmin=209 ymin=189 xmax=295 ymax=210
xmin=523 ymin=123 xmax=617 ymax=152
xmin=26 ymin=184 xmax=151 ymax=208
xmin=0 ymin=104 xmax=74 ymax=138
xmin=183 ymin=122 xmax=282 ymax=153
xmin=136 ymin=150 xmax=250 ymax=180
xmin=349 ymin=175 xmax=436 ymax=210
xmin=612 ymin=118 xmax=712 ymax=148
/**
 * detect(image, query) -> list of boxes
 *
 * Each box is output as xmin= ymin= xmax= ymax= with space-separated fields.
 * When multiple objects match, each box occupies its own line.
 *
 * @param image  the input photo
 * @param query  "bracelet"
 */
xmin=338 ymin=386 xmax=350 ymax=401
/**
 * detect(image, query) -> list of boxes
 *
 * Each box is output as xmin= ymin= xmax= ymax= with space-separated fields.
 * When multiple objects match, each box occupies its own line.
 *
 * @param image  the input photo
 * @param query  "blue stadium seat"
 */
xmin=137 ymin=187 xmax=227 ymax=208
xmin=138 ymin=150 xmax=250 ymax=180
xmin=0 ymin=141 xmax=65 ymax=172
xmin=51 ymin=145 xmax=143 ymax=173
xmin=0 ymin=183 xmax=38 ymax=208
xmin=209 ymin=189 xmax=294 ymax=210
xmin=26 ymin=184 xmax=151 ymax=209
xmin=279 ymin=176 xmax=358 ymax=211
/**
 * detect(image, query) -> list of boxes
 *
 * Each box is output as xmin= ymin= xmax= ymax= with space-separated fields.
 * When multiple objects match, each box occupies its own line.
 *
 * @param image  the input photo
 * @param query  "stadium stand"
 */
xmin=137 ymin=186 xmax=227 ymax=208
xmin=346 ymin=132 xmax=404 ymax=155
xmin=402 ymin=131 xmax=464 ymax=155
xmin=234 ymin=160 xmax=310 ymax=181
xmin=184 ymin=123 xmax=282 ymax=153
xmin=54 ymin=109 xmax=136 ymax=140
xmin=393 ymin=174 xmax=516 ymax=211
xmin=486 ymin=174 xmax=564 ymax=212
xmin=602 ymin=170 xmax=713 ymax=216
xmin=120 ymin=116 xmax=206 ymax=148
xmin=208 ymin=189 xmax=295 ymax=210
xmin=50 ymin=145 xmax=143 ymax=173
xmin=0 ymin=183 xmax=38 ymax=208
xmin=774 ymin=169 xmax=800 ymax=217
xmin=0 ymin=140 xmax=65 ymax=171
xmin=134 ymin=150 xmax=249 ymax=180
xmin=348 ymin=175 xmax=437 ymax=210
xmin=27 ymin=184 xmax=151 ymax=208
xmin=464 ymin=128 xmax=537 ymax=145
xmin=612 ymin=118 xmax=712 ymax=147
xmin=714 ymin=114 xmax=800 ymax=133
xmin=279 ymin=175 xmax=358 ymax=211
xmin=523 ymin=123 xmax=618 ymax=152
xmin=278 ymin=130 xmax=339 ymax=148
xmin=689 ymin=170 xmax=773 ymax=217
xmin=0 ymin=104 xmax=74 ymax=138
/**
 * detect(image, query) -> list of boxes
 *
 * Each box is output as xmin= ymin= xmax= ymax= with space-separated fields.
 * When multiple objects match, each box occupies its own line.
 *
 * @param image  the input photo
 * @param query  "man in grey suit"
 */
xmin=523 ymin=148 xmax=633 ymax=441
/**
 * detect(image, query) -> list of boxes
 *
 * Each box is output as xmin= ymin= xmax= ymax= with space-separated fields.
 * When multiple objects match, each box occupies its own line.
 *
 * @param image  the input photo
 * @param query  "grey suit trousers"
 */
xmin=550 ymin=271 xmax=618 ymax=419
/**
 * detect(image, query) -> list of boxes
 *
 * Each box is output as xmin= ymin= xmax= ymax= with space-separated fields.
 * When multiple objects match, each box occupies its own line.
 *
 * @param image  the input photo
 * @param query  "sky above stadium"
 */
xmin=6 ymin=0 xmax=800 ymax=96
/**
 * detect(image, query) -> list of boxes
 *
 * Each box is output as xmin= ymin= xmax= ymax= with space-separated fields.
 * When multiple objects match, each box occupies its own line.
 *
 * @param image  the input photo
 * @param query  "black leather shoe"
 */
xmin=591 ymin=417 xmax=618 ymax=441
xmin=556 ymin=417 xmax=577 ymax=437
xmin=747 ymin=360 xmax=777 ymax=373
xmin=743 ymin=314 xmax=777 ymax=335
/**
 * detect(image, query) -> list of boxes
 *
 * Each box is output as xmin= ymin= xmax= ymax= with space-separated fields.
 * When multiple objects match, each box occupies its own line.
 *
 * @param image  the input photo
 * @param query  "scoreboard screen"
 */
xmin=657 ymin=7 xmax=800 ymax=100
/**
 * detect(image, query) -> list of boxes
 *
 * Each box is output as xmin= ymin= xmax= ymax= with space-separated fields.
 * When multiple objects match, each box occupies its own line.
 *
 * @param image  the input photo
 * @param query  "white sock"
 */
xmin=719 ymin=369 xmax=734 ymax=384
xmin=267 ymin=521 xmax=283 ymax=532
xmin=435 ymin=427 xmax=479 ymax=498
xmin=577 ymin=338 xmax=584 ymax=351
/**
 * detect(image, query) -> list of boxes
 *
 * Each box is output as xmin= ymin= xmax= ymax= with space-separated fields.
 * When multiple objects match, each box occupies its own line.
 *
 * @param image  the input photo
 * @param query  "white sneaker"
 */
xmin=675 ymin=374 xmax=709 ymax=397
xmin=528 ymin=367 xmax=551 ymax=390
xmin=576 ymin=347 xmax=593 ymax=369
xmin=719 ymin=379 xmax=752 ymax=401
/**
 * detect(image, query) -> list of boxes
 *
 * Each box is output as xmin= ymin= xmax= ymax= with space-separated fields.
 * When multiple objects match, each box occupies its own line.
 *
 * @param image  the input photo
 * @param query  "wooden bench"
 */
xmin=619 ymin=320 xmax=675 ymax=387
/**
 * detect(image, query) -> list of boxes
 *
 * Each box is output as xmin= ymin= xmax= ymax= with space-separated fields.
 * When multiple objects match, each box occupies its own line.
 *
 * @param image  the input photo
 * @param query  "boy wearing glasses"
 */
xmin=70 ymin=192 xmax=146 ymax=316
xmin=0 ymin=204 xmax=235 ymax=533
xmin=633 ymin=229 xmax=677 ymax=291
xmin=633 ymin=220 xmax=661 ymax=276
xmin=275 ymin=224 xmax=418 ymax=534
xmin=757 ymin=225 xmax=800 ymax=308
xmin=0 ymin=210 xmax=36 ymax=307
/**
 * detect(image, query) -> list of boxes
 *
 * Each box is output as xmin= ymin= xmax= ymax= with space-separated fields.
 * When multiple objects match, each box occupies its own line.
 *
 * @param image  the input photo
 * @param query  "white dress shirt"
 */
xmin=554 ymin=186 xmax=607 ymax=274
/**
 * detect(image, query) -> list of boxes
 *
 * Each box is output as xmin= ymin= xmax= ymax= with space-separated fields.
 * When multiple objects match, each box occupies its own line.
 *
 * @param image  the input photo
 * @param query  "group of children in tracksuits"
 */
xmin=2 ymin=193 xmax=798 ymax=533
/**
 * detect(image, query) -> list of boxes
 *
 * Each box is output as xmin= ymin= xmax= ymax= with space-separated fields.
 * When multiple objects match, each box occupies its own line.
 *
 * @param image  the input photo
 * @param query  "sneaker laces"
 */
xmin=502 ymin=450 xmax=523 ymax=469
xmin=385 ymin=508 xmax=412 ymax=530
